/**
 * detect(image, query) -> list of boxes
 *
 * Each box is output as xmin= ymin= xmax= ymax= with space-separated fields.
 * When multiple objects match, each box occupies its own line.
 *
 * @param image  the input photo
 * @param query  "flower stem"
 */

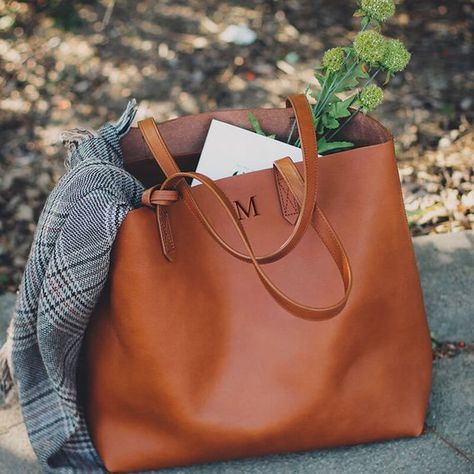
xmin=286 ymin=22 xmax=369 ymax=146
xmin=325 ymin=68 xmax=381 ymax=141
xmin=312 ymin=70 xmax=340 ymax=118
xmin=310 ymin=22 xmax=371 ymax=121
xmin=326 ymin=107 xmax=362 ymax=141
xmin=287 ymin=83 xmax=311 ymax=144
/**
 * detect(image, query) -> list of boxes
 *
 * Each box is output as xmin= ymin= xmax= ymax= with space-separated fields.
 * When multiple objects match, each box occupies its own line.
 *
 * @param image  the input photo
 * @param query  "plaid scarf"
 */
xmin=0 ymin=101 xmax=144 ymax=471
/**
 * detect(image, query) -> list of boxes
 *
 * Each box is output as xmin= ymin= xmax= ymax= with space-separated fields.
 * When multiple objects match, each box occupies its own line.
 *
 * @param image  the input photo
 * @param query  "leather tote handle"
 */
xmin=158 ymin=167 xmax=352 ymax=321
xmin=138 ymin=94 xmax=318 ymax=264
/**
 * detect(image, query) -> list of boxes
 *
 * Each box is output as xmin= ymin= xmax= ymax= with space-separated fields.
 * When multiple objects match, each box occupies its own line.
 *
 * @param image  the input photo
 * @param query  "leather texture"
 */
xmin=84 ymin=95 xmax=432 ymax=472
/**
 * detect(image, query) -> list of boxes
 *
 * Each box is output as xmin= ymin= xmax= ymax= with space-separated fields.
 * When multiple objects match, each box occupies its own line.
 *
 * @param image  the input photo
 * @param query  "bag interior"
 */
xmin=120 ymin=106 xmax=392 ymax=187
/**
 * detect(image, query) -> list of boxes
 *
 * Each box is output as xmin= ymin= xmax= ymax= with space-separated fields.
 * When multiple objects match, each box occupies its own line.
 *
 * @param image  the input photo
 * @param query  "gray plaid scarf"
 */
xmin=0 ymin=101 xmax=144 ymax=472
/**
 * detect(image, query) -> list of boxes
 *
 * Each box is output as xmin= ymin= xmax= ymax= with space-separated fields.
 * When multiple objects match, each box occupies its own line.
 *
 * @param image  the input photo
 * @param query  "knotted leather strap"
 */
xmin=138 ymin=94 xmax=318 ymax=264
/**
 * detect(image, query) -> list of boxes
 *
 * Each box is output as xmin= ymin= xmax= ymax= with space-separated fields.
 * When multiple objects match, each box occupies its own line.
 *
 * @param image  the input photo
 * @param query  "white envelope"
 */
xmin=192 ymin=119 xmax=304 ymax=186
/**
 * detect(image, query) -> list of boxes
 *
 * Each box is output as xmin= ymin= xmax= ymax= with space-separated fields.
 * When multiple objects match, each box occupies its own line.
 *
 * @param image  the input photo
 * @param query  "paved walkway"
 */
xmin=1 ymin=231 xmax=473 ymax=473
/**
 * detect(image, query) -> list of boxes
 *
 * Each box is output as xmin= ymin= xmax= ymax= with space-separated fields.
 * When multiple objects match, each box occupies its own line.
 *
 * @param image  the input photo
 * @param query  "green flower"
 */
xmin=353 ymin=30 xmax=387 ymax=65
xmin=381 ymin=38 xmax=411 ymax=72
xmin=360 ymin=84 xmax=384 ymax=111
xmin=322 ymin=47 xmax=345 ymax=73
xmin=359 ymin=0 xmax=396 ymax=23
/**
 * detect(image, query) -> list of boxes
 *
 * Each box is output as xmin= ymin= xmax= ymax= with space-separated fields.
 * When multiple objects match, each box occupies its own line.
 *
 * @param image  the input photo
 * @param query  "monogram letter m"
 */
xmin=233 ymin=196 xmax=259 ymax=220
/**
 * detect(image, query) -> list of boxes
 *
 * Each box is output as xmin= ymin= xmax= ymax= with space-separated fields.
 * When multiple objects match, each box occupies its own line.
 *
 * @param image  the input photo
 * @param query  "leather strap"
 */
xmin=159 ymin=168 xmax=352 ymax=321
xmin=273 ymin=157 xmax=352 ymax=300
xmin=138 ymin=94 xmax=318 ymax=264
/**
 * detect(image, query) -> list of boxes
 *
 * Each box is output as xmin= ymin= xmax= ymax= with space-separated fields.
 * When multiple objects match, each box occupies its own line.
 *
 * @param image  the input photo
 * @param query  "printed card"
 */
xmin=192 ymin=119 xmax=304 ymax=186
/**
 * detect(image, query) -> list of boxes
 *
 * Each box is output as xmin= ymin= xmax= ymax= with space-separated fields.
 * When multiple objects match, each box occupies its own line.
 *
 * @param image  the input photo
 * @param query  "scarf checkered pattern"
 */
xmin=1 ymin=101 xmax=144 ymax=471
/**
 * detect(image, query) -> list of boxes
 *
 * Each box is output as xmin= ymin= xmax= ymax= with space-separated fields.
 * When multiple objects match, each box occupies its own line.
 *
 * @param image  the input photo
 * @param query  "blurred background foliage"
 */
xmin=0 ymin=0 xmax=473 ymax=293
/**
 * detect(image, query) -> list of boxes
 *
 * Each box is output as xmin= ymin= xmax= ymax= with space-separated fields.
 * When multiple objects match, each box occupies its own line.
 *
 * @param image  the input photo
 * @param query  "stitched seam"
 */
xmin=275 ymin=171 xmax=300 ymax=219
xmin=159 ymin=207 xmax=175 ymax=252
xmin=275 ymin=172 xmax=288 ymax=216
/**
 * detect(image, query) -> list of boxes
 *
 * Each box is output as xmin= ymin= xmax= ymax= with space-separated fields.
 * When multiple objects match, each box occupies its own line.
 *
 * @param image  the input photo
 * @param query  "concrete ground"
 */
xmin=0 ymin=231 xmax=473 ymax=473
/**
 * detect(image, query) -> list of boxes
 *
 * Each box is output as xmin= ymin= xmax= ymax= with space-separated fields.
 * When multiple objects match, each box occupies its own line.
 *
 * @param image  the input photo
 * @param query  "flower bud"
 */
xmin=360 ymin=84 xmax=384 ymax=111
xmin=360 ymin=0 xmax=395 ymax=23
xmin=381 ymin=38 xmax=411 ymax=73
xmin=353 ymin=30 xmax=387 ymax=65
xmin=322 ymin=47 xmax=345 ymax=73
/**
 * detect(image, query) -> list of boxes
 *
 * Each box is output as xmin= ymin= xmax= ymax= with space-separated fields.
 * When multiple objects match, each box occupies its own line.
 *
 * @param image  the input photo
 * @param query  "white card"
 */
xmin=192 ymin=119 xmax=304 ymax=186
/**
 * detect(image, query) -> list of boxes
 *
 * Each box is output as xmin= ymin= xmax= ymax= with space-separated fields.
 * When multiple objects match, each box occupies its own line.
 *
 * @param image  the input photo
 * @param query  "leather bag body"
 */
xmin=84 ymin=95 xmax=432 ymax=472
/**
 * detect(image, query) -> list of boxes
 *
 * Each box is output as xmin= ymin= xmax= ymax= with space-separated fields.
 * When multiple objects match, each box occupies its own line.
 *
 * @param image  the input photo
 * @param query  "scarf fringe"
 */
xmin=59 ymin=98 xmax=138 ymax=171
xmin=0 ymin=319 xmax=18 ymax=406
xmin=113 ymin=98 xmax=138 ymax=137
xmin=60 ymin=128 xmax=99 ymax=171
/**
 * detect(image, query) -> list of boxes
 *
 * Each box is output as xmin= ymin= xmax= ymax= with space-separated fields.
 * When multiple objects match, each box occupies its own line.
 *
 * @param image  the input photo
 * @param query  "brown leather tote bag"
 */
xmin=84 ymin=94 xmax=432 ymax=472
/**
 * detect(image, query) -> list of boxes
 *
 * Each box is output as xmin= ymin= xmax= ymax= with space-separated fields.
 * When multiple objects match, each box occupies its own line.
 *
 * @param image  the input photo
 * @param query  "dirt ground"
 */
xmin=0 ymin=0 xmax=473 ymax=293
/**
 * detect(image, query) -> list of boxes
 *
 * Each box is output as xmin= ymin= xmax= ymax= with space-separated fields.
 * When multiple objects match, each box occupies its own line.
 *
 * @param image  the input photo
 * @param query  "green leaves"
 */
xmin=321 ymin=113 xmax=340 ymax=130
xmin=310 ymin=72 xmax=327 ymax=100
xmin=330 ymin=95 xmax=355 ymax=119
xmin=361 ymin=16 xmax=370 ymax=29
xmin=318 ymin=94 xmax=356 ymax=135
xmin=333 ymin=62 xmax=369 ymax=93
xmin=247 ymin=112 xmax=276 ymax=139
xmin=317 ymin=137 xmax=354 ymax=154
xmin=247 ymin=112 xmax=264 ymax=135
xmin=277 ymin=0 xmax=407 ymax=155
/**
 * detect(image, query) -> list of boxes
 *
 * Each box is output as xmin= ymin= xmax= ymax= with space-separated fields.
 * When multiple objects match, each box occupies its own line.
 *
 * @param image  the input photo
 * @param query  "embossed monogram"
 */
xmin=233 ymin=195 xmax=259 ymax=220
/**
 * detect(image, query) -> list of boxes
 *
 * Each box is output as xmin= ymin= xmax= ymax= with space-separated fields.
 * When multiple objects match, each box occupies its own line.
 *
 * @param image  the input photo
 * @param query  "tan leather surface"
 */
xmin=84 ymin=96 xmax=432 ymax=472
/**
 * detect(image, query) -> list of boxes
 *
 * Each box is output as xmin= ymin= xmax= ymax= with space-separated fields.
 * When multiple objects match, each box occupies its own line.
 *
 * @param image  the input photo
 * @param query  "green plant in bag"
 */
xmin=249 ymin=0 xmax=411 ymax=155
